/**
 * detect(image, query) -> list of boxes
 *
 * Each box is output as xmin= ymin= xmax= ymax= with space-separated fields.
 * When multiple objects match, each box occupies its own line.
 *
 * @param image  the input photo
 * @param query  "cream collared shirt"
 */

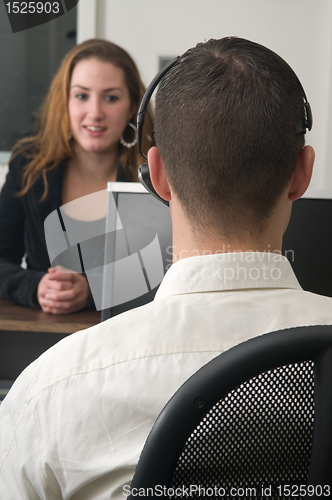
xmin=1 ymin=253 xmax=332 ymax=499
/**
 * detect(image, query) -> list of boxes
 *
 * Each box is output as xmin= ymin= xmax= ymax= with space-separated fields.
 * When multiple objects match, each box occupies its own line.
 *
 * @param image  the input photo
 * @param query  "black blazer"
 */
xmin=0 ymin=154 xmax=129 ymax=308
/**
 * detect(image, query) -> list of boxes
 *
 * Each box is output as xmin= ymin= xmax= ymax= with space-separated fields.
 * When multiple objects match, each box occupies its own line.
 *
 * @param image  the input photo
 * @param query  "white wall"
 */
xmin=77 ymin=0 xmax=332 ymax=191
xmin=0 ymin=164 xmax=8 ymax=190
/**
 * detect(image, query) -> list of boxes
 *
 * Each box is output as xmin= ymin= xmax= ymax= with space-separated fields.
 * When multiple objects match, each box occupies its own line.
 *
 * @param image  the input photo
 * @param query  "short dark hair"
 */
xmin=155 ymin=37 xmax=307 ymax=240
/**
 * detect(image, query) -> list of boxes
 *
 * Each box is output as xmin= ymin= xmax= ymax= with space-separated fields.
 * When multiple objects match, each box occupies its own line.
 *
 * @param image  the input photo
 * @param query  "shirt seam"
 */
xmin=27 ymin=347 xmax=224 ymax=400
xmin=0 ymin=400 xmax=30 ymax=473
xmin=156 ymin=285 xmax=302 ymax=299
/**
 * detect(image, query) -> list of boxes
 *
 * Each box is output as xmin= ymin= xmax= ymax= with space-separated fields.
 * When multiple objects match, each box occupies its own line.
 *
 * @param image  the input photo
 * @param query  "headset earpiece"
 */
xmin=138 ymin=163 xmax=169 ymax=207
xmin=296 ymin=100 xmax=313 ymax=134
xmin=304 ymin=101 xmax=313 ymax=131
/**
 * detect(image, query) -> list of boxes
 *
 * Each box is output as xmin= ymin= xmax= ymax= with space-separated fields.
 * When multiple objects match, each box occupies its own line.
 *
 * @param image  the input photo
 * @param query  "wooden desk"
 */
xmin=0 ymin=299 xmax=101 ymax=380
xmin=0 ymin=298 xmax=100 ymax=334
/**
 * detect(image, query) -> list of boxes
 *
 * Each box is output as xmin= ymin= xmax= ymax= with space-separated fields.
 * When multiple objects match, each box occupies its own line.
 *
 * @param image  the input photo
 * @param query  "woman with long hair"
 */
xmin=0 ymin=38 xmax=154 ymax=314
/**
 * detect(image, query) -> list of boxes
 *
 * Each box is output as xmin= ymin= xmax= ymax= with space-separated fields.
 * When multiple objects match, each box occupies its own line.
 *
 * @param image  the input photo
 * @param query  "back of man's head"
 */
xmin=154 ymin=37 xmax=307 ymax=242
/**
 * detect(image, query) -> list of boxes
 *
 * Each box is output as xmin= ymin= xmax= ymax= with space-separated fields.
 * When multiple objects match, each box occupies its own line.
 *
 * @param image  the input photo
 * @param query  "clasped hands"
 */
xmin=37 ymin=266 xmax=91 ymax=315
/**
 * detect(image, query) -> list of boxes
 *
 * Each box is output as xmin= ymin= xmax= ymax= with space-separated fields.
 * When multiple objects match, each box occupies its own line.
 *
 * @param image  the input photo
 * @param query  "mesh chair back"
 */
xmin=172 ymin=362 xmax=314 ymax=498
xmin=128 ymin=325 xmax=332 ymax=500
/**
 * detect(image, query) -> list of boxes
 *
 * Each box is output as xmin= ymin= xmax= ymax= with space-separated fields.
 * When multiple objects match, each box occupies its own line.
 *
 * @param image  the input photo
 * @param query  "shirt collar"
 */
xmin=155 ymin=252 xmax=301 ymax=299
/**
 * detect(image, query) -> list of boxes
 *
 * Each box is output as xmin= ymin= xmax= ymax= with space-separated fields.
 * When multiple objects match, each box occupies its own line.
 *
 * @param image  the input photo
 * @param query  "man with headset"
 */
xmin=1 ymin=37 xmax=332 ymax=499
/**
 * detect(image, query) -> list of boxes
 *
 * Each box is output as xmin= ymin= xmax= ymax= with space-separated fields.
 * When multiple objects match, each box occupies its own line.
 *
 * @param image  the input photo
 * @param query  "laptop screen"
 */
xmin=99 ymin=183 xmax=172 ymax=321
xmin=282 ymin=191 xmax=332 ymax=298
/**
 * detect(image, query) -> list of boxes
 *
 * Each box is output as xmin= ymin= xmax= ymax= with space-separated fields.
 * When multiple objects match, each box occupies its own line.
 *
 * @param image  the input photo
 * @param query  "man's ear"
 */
xmin=147 ymin=147 xmax=171 ymax=202
xmin=288 ymin=145 xmax=315 ymax=201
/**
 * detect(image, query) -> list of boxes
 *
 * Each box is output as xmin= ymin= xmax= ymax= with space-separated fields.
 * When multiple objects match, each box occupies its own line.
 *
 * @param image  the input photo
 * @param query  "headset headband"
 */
xmin=137 ymin=57 xmax=180 ymax=160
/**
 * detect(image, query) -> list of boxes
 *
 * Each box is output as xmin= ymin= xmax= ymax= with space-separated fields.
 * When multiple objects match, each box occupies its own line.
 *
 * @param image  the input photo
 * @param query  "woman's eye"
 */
xmin=106 ymin=95 xmax=119 ymax=103
xmin=75 ymin=93 xmax=88 ymax=100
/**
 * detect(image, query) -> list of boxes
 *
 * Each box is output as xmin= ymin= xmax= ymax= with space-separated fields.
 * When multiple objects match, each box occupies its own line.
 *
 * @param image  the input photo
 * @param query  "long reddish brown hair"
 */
xmin=14 ymin=38 xmax=154 ymax=200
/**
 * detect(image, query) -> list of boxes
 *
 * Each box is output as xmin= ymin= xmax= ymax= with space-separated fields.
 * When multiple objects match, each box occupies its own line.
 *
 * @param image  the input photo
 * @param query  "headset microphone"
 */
xmin=137 ymin=57 xmax=179 ymax=207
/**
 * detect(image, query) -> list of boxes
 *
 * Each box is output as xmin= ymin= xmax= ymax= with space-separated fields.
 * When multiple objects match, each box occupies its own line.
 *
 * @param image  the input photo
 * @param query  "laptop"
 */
xmin=44 ymin=183 xmax=172 ymax=320
xmin=98 ymin=182 xmax=172 ymax=321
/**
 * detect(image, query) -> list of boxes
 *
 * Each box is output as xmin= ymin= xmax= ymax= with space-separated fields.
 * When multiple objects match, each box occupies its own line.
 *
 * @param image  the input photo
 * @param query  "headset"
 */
xmin=137 ymin=57 xmax=179 ymax=206
xmin=136 ymin=51 xmax=312 ymax=206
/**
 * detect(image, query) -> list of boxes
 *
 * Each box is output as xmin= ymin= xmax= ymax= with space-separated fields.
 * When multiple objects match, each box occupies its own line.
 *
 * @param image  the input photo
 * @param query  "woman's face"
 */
xmin=68 ymin=58 xmax=135 ymax=155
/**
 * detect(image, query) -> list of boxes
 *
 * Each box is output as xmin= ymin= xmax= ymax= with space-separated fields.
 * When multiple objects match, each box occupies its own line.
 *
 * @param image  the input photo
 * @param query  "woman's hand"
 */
xmin=37 ymin=267 xmax=91 ymax=315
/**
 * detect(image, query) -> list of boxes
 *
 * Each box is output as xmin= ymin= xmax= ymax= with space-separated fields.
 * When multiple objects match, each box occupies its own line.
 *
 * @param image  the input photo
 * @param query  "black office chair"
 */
xmin=128 ymin=325 xmax=332 ymax=500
